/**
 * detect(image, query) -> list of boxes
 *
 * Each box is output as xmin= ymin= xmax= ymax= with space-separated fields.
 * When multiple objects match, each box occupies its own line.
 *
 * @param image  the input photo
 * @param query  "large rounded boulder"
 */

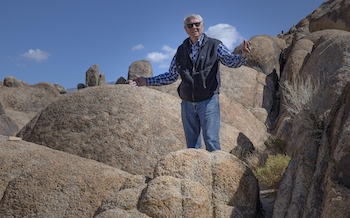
xmin=17 ymin=85 xmax=186 ymax=177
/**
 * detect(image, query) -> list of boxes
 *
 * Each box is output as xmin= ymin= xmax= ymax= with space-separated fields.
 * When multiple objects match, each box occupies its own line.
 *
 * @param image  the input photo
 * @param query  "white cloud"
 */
xmin=147 ymin=52 xmax=168 ymax=63
xmin=21 ymin=49 xmax=50 ymax=62
xmin=132 ymin=44 xmax=145 ymax=51
xmin=205 ymin=23 xmax=243 ymax=50
xmin=161 ymin=45 xmax=176 ymax=54
xmin=146 ymin=45 xmax=176 ymax=69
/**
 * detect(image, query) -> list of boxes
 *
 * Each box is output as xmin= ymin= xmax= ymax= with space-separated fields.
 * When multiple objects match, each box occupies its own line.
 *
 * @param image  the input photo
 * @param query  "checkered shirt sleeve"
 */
xmin=146 ymin=55 xmax=179 ymax=86
xmin=217 ymin=43 xmax=247 ymax=68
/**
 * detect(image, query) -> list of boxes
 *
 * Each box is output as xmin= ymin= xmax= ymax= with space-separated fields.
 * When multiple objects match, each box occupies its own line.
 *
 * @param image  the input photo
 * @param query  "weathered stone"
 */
xmin=295 ymin=17 xmax=310 ymax=35
xmin=153 ymin=149 xmax=260 ymax=218
xmin=281 ymin=38 xmax=314 ymax=83
xmin=0 ymin=83 xmax=60 ymax=112
xmin=128 ymin=60 xmax=153 ymax=80
xmin=243 ymin=35 xmax=282 ymax=77
xmin=95 ymin=175 xmax=148 ymax=216
xmin=149 ymin=79 xmax=181 ymax=99
xmin=0 ymin=115 xmax=18 ymax=136
xmin=138 ymin=176 xmax=211 ymax=218
xmin=221 ymin=65 xmax=266 ymax=109
xmin=233 ymin=35 xmax=283 ymax=129
xmin=0 ymin=101 xmax=5 ymax=115
xmin=273 ymin=82 xmax=350 ymax=218
xmin=98 ymin=72 xmax=107 ymax=86
xmin=77 ymin=83 xmax=85 ymax=90
xmin=115 ymin=77 xmax=127 ymax=84
xmin=54 ymin=83 xmax=67 ymax=94
xmin=94 ymin=208 xmax=150 ymax=218
xmin=308 ymin=0 xmax=350 ymax=33
xmin=230 ymin=132 xmax=255 ymax=160
xmin=3 ymin=76 xmax=26 ymax=87
xmin=3 ymin=108 xmax=38 ymax=133
xmin=276 ymin=31 xmax=350 ymax=142
xmin=0 ymin=140 xmax=132 ymax=217
xmin=303 ymin=29 xmax=350 ymax=47
xmin=299 ymin=34 xmax=350 ymax=115
xmin=0 ymin=135 xmax=7 ymax=143
xmin=220 ymin=94 xmax=268 ymax=149
xmin=17 ymin=85 xmax=186 ymax=177
xmin=86 ymin=64 xmax=99 ymax=87
xmin=214 ymin=204 xmax=243 ymax=218
xmin=8 ymin=136 xmax=21 ymax=141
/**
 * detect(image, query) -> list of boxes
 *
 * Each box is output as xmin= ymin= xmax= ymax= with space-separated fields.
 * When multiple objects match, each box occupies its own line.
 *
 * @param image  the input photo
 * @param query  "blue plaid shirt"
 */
xmin=146 ymin=34 xmax=247 ymax=86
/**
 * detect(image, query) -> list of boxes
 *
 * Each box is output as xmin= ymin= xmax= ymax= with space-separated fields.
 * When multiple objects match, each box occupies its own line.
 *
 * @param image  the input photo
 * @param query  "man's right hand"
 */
xmin=129 ymin=76 xmax=147 ymax=87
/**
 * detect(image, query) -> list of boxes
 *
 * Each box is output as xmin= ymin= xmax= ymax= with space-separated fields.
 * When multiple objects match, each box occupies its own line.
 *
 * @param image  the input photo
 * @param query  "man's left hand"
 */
xmin=242 ymin=39 xmax=252 ymax=58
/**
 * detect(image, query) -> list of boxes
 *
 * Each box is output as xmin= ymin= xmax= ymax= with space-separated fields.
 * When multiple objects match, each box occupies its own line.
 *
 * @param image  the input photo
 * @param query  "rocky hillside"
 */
xmin=1 ymin=0 xmax=350 ymax=217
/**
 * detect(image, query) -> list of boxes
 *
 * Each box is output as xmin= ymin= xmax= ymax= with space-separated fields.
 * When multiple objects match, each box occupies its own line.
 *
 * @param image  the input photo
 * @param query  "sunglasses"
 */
xmin=186 ymin=22 xmax=201 ymax=28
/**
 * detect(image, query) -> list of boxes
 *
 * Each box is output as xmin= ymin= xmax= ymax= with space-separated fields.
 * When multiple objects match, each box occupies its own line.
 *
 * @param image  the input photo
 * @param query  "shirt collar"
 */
xmin=189 ymin=34 xmax=204 ymax=47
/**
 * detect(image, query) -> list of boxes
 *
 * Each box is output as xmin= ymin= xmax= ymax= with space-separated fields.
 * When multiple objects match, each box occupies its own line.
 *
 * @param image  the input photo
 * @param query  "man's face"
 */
xmin=184 ymin=17 xmax=203 ymax=42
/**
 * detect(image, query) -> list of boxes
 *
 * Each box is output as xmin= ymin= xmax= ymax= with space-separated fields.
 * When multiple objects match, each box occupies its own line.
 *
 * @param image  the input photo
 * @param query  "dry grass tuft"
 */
xmin=281 ymin=75 xmax=321 ymax=118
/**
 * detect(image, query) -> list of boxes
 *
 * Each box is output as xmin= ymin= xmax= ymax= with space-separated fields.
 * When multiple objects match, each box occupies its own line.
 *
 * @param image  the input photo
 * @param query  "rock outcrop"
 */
xmin=17 ymin=84 xmax=267 ymax=177
xmin=308 ymin=0 xmax=350 ymax=33
xmin=93 ymin=149 xmax=261 ymax=218
xmin=86 ymin=64 xmax=100 ymax=87
xmin=273 ymin=82 xmax=350 ymax=218
xmin=271 ymin=0 xmax=350 ymax=217
xmin=3 ymin=76 xmax=27 ymax=87
xmin=54 ymin=83 xmax=67 ymax=94
xmin=0 ymin=140 xmax=261 ymax=217
xmin=0 ymin=81 xmax=61 ymax=136
xmin=127 ymin=60 xmax=153 ymax=80
xmin=151 ymin=149 xmax=260 ymax=218
xmin=0 ymin=114 xmax=18 ymax=136
xmin=17 ymin=85 xmax=186 ymax=177
xmin=0 ymin=140 xmax=133 ymax=217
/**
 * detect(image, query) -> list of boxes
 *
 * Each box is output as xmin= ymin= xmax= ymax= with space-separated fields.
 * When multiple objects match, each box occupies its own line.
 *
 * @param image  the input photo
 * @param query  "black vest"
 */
xmin=176 ymin=34 xmax=221 ymax=102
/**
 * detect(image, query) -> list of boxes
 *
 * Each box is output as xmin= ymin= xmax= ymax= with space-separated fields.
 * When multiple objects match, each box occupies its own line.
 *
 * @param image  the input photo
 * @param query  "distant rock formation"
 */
xmin=85 ymin=64 xmax=99 ymax=87
xmin=0 ymin=80 xmax=61 ymax=136
xmin=98 ymin=72 xmax=107 ymax=86
xmin=54 ymin=83 xmax=67 ymax=94
xmin=3 ymin=76 xmax=27 ymax=87
xmin=77 ymin=64 xmax=110 ymax=90
xmin=127 ymin=60 xmax=153 ymax=80
xmin=115 ymin=76 xmax=127 ymax=84
xmin=77 ymin=83 xmax=85 ymax=90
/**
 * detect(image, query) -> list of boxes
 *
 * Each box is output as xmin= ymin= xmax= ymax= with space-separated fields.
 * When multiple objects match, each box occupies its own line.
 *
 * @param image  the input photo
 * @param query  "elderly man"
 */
xmin=130 ymin=14 xmax=251 ymax=152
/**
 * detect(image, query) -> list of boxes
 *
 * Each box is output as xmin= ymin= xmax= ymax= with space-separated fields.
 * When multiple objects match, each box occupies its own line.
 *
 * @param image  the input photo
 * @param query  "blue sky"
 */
xmin=1 ymin=0 xmax=325 ymax=89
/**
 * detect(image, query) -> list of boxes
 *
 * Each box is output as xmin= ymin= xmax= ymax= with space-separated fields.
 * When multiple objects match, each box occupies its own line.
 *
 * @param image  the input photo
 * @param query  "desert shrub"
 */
xmin=253 ymin=154 xmax=291 ymax=189
xmin=281 ymin=75 xmax=321 ymax=118
xmin=245 ymin=151 xmax=268 ymax=170
xmin=281 ymin=74 xmax=327 ymax=144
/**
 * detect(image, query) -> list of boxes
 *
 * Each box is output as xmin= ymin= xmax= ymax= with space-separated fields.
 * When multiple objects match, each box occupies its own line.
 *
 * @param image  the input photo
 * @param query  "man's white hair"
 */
xmin=183 ymin=14 xmax=203 ymax=25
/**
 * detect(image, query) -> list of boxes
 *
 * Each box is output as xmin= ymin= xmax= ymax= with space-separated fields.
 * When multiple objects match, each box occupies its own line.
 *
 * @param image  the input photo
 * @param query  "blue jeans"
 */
xmin=181 ymin=94 xmax=221 ymax=152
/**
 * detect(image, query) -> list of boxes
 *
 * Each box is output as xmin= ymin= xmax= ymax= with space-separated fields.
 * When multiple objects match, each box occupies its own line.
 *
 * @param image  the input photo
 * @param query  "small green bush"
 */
xmin=253 ymin=154 xmax=291 ymax=189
